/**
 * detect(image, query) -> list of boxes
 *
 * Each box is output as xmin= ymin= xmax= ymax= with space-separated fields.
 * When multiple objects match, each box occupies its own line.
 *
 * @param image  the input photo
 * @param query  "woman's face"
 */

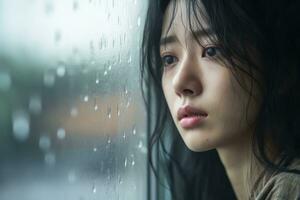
xmin=160 ymin=1 xmax=262 ymax=152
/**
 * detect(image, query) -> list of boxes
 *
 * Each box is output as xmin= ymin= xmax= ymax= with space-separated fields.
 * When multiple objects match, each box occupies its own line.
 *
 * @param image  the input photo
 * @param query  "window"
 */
xmin=0 ymin=0 xmax=148 ymax=199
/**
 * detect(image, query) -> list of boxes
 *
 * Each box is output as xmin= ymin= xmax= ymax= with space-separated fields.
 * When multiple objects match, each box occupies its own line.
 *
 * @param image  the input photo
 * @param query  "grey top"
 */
xmin=253 ymin=159 xmax=300 ymax=200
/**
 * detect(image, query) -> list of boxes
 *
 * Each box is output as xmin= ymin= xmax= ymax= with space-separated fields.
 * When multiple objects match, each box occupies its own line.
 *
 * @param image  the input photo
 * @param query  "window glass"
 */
xmin=0 ymin=0 xmax=147 ymax=199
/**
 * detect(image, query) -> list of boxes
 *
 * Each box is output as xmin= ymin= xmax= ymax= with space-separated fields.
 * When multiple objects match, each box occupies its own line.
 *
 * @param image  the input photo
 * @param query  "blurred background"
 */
xmin=0 ymin=0 xmax=147 ymax=199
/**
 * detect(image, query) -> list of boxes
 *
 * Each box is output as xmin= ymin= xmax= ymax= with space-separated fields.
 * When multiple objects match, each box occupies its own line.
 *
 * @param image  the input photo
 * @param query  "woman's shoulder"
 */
xmin=255 ymin=158 xmax=300 ymax=200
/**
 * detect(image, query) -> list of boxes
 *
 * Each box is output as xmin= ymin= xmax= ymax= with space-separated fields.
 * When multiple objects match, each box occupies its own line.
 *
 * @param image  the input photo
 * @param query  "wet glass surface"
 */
xmin=0 ymin=0 xmax=147 ymax=199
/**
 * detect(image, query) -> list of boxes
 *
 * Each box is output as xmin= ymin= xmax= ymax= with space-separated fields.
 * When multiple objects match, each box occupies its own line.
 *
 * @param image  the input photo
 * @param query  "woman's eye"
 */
xmin=202 ymin=46 xmax=219 ymax=58
xmin=161 ymin=55 xmax=178 ymax=67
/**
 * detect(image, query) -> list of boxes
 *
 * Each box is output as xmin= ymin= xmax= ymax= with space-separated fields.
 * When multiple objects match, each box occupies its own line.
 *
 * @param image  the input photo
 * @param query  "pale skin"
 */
xmin=160 ymin=1 xmax=265 ymax=199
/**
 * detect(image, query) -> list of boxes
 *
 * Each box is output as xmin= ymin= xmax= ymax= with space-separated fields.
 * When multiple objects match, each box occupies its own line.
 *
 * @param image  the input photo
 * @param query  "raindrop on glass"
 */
xmin=84 ymin=95 xmax=89 ymax=102
xmin=39 ymin=135 xmax=51 ymax=151
xmin=124 ymin=157 xmax=128 ymax=167
xmin=44 ymin=152 xmax=56 ymax=166
xmin=56 ymin=64 xmax=66 ymax=77
xmin=138 ymin=140 xmax=143 ymax=149
xmin=127 ymin=55 xmax=132 ymax=63
xmin=57 ymin=128 xmax=66 ymax=140
xmin=118 ymin=175 xmax=123 ymax=184
xmin=107 ymin=137 xmax=111 ymax=144
xmin=137 ymin=16 xmax=141 ymax=27
xmin=132 ymin=126 xmax=136 ymax=135
xmin=94 ymin=104 xmax=98 ymax=111
xmin=108 ymin=65 xmax=112 ymax=71
xmin=117 ymin=105 xmax=120 ymax=116
xmin=70 ymin=107 xmax=78 ymax=117
xmin=0 ymin=71 xmax=11 ymax=91
xmin=104 ymin=70 xmax=107 ymax=76
xmin=130 ymin=154 xmax=135 ymax=166
xmin=92 ymin=184 xmax=97 ymax=194
xmin=124 ymin=86 xmax=128 ymax=95
xmin=68 ymin=170 xmax=76 ymax=183
xmin=118 ymin=53 xmax=122 ymax=63
xmin=107 ymin=107 xmax=111 ymax=119
xmin=29 ymin=94 xmax=42 ymax=114
xmin=93 ymin=147 xmax=97 ymax=152
xmin=126 ymin=99 xmax=130 ymax=107
xmin=123 ymin=131 xmax=126 ymax=140
xmin=12 ymin=111 xmax=30 ymax=142
xmin=44 ymin=71 xmax=55 ymax=87
xmin=95 ymin=79 xmax=99 ymax=84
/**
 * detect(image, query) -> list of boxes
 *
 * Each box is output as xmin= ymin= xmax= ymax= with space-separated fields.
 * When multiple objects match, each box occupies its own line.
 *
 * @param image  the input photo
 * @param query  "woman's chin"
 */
xmin=183 ymin=135 xmax=216 ymax=152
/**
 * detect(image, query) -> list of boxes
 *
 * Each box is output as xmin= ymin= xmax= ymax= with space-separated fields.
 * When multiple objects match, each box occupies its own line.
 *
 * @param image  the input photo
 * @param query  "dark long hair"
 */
xmin=140 ymin=0 xmax=300 ymax=199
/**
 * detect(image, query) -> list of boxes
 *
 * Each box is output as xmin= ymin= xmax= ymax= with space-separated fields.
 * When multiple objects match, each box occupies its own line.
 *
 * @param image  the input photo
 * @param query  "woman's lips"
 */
xmin=177 ymin=105 xmax=208 ymax=128
xmin=179 ymin=114 xmax=207 ymax=128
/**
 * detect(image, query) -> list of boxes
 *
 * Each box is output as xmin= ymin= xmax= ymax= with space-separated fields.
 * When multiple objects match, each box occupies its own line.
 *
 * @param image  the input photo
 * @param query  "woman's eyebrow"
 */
xmin=160 ymin=29 xmax=213 ymax=47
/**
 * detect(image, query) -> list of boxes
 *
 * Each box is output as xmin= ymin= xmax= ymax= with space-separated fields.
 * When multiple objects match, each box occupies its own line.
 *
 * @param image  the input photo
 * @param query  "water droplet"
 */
xmin=70 ymin=107 xmax=78 ymax=117
xmin=44 ymin=152 xmax=56 ymax=166
xmin=118 ymin=53 xmax=122 ymax=63
xmin=118 ymin=175 xmax=123 ymax=184
xmin=124 ymin=86 xmax=128 ymax=95
xmin=90 ymin=59 xmax=95 ymax=66
xmin=0 ymin=71 xmax=11 ymax=91
xmin=131 ymin=160 xmax=135 ymax=166
xmin=95 ymin=79 xmax=99 ymax=84
xmin=127 ymin=55 xmax=132 ymax=63
xmin=117 ymin=16 xmax=120 ymax=25
xmin=93 ymin=147 xmax=97 ymax=152
xmin=108 ymin=65 xmax=112 ymax=71
xmin=56 ymin=63 xmax=66 ymax=77
xmin=43 ymin=71 xmax=55 ymax=87
xmin=137 ymin=16 xmax=141 ymax=27
xmin=126 ymin=100 xmax=130 ymax=107
xmin=39 ymin=135 xmax=51 ymax=151
xmin=57 ymin=128 xmax=66 ymax=140
xmin=84 ymin=95 xmax=89 ymax=102
xmin=29 ymin=94 xmax=42 ymax=114
xmin=104 ymin=70 xmax=107 ymax=76
xmin=94 ymin=104 xmax=98 ymax=110
xmin=124 ymin=157 xmax=128 ymax=167
xmin=117 ymin=105 xmax=120 ymax=116
xmin=132 ymin=127 xmax=136 ymax=135
xmin=12 ymin=111 xmax=30 ymax=142
xmin=107 ymin=107 xmax=111 ymax=119
xmin=68 ymin=170 xmax=76 ymax=183
xmin=138 ymin=140 xmax=143 ymax=148
xmin=123 ymin=132 xmax=126 ymax=139
xmin=107 ymin=137 xmax=111 ymax=144
xmin=92 ymin=184 xmax=97 ymax=194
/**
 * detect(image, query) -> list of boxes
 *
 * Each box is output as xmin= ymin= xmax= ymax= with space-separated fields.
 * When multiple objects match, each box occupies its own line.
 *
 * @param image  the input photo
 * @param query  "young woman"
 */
xmin=141 ymin=0 xmax=300 ymax=199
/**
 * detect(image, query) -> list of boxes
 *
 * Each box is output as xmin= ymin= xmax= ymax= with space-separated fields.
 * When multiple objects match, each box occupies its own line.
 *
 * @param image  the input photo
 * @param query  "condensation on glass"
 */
xmin=0 ymin=0 xmax=147 ymax=199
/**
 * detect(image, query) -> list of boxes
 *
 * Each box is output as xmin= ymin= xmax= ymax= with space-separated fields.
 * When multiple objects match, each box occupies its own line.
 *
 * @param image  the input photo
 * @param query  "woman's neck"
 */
xmin=216 ymin=131 xmax=260 ymax=200
xmin=216 ymin=128 xmax=282 ymax=199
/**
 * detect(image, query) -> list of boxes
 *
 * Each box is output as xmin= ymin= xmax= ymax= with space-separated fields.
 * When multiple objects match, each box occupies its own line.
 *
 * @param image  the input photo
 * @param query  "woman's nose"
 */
xmin=172 ymin=56 xmax=203 ymax=97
